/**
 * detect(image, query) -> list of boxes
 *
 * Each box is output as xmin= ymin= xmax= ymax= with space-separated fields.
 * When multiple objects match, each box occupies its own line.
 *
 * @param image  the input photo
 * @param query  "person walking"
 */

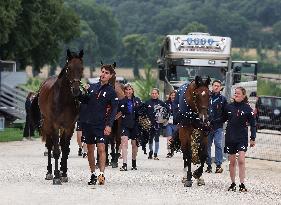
xmin=205 ymin=80 xmax=227 ymax=173
xmin=23 ymin=92 xmax=35 ymax=140
xmin=223 ymin=87 xmax=256 ymax=192
xmin=118 ymin=83 xmax=142 ymax=171
xmin=145 ymin=88 xmax=167 ymax=160
xmin=164 ymin=90 xmax=177 ymax=158
xmin=79 ymin=63 xmax=118 ymax=185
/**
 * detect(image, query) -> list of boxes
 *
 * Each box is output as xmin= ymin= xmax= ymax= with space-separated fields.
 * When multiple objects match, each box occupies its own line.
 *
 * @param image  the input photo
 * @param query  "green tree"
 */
xmin=122 ymin=34 xmax=148 ymax=78
xmin=0 ymin=0 xmax=21 ymax=45
xmin=65 ymin=0 xmax=120 ymax=66
xmin=180 ymin=21 xmax=208 ymax=34
xmin=134 ymin=65 xmax=157 ymax=101
xmin=0 ymin=0 xmax=80 ymax=73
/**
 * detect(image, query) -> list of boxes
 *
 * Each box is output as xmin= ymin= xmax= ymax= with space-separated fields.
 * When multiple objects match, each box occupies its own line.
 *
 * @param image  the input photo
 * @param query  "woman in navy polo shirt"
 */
xmin=224 ymin=87 xmax=256 ymax=192
xmin=118 ymin=83 xmax=142 ymax=171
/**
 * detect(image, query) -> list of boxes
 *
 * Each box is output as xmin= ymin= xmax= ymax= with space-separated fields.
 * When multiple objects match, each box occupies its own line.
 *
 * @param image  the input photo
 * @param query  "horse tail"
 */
xmin=30 ymin=94 xmax=41 ymax=132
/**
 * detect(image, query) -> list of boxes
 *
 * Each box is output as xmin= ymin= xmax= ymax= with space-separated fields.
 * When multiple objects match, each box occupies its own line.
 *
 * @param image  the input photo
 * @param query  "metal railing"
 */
xmin=0 ymin=83 xmax=27 ymax=120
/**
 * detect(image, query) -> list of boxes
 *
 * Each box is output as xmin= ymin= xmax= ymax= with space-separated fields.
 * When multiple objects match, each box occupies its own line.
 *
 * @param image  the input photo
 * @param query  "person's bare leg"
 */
xmin=87 ymin=144 xmax=96 ymax=172
xmin=97 ymin=143 xmax=106 ymax=173
xmin=238 ymin=151 xmax=246 ymax=183
xmin=77 ymin=131 xmax=83 ymax=147
xmin=121 ymin=136 xmax=128 ymax=164
xmin=131 ymin=139 xmax=138 ymax=160
xmin=228 ymin=154 xmax=237 ymax=183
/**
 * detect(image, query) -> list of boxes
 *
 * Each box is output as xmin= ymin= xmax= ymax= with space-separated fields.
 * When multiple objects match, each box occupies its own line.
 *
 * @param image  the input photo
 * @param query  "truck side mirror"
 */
xmin=159 ymin=69 xmax=166 ymax=81
xmin=233 ymin=66 xmax=241 ymax=84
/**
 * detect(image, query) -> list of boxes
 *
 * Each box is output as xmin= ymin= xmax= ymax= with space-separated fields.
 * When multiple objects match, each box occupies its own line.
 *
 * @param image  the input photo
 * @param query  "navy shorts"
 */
xmin=121 ymin=126 xmax=138 ymax=140
xmin=76 ymin=121 xmax=82 ymax=131
xmin=82 ymin=123 xmax=105 ymax=144
xmin=224 ymin=142 xmax=248 ymax=154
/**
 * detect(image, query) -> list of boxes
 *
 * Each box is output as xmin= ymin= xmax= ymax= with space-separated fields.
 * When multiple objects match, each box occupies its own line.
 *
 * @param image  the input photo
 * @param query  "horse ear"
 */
xmin=205 ymin=76 xmax=211 ymax=86
xmin=113 ymin=62 xmax=116 ymax=68
xmin=67 ymin=49 xmax=71 ymax=59
xmin=100 ymin=61 xmax=103 ymax=66
xmin=195 ymin=76 xmax=202 ymax=87
xmin=79 ymin=49 xmax=84 ymax=58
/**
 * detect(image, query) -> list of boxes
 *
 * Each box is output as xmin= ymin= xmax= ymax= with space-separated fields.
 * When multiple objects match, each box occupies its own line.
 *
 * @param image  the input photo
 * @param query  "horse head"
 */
xmin=59 ymin=49 xmax=84 ymax=97
xmin=187 ymin=76 xmax=211 ymax=123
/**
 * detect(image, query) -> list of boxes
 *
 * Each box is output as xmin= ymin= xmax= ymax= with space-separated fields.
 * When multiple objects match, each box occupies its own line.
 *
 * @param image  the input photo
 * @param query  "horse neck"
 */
xmin=55 ymin=74 xmax=73 ymax=100
xmin=186 ymin=84 xmax=197 ymax=112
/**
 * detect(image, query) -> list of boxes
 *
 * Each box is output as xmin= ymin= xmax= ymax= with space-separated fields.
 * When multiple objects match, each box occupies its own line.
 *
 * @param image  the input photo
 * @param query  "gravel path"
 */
xmin=0 ymin=135 xmax=281 ymax=205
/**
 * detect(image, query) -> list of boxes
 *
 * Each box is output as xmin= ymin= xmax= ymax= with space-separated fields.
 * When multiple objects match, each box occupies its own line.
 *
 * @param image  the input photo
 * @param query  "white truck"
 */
xmin=157 ymin=32 xmax=257 ymax=105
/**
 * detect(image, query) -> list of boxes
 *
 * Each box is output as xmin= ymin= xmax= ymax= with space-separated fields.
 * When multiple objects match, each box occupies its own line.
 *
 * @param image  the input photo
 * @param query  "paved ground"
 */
xmin=0 ymin=135 xmax=281 ymax=205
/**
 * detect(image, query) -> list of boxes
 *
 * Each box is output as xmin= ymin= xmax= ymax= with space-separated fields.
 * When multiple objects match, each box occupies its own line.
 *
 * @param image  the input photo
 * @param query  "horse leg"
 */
xmin=52 ymin=136 xmax=61 ymax=185
xmin=193 ymin=136 xmax=208 ymax=186
xmin=183 ymin=148 xmax=193 ymax=187
xmin=60 ymin=136 xmax=70 ymax=182
xmin=179 ymin=126 xmax=192 ymax=187
xmin=112 ymin=119 xmax=121 ymax=168
xmin=105 ymin=140 xmax=109 ymax=167
xmin=111 ymin=137 xmax=118 ymax=168
xmin=45 ymin=137 xmax=53 ymax=180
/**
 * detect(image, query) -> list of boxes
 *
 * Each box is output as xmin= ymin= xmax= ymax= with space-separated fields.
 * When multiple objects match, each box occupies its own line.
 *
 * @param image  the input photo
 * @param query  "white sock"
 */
xmin=99 ymin=172 xmax=104 ymax=175
xmin=91 ymin=171 xmax=97 ymax=176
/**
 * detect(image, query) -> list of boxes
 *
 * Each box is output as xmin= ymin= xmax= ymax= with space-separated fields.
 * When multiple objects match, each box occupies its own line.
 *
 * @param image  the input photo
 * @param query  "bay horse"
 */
xmin=176 ymin=76 xmax=211 ymax=187
xmin=31 ymin=49 xmax=84 ymax=185
xmin=105 ymin=81 xmax=125 ymax=168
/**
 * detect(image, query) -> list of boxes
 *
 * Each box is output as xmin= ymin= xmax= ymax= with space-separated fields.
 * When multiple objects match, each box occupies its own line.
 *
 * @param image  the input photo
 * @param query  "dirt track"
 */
xmin=0 ymin=135 xmax=281 ymax=205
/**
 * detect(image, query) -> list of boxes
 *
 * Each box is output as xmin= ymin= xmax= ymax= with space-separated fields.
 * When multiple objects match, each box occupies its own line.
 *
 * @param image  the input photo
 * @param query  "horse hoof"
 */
xmin=45 ymin=173 xmax=53 ymax=180
xmin=53 ymin=178 xmax=62 ymax=185
xmin=61 ymin=176 xmax=68 ymax=183
xmin=197 ymin=178 xmax=205 ymax=186
xmin=184 ymin=180 xmax=193 ymax=187
xmin=182 ymin=177 xmax=187 ymax=183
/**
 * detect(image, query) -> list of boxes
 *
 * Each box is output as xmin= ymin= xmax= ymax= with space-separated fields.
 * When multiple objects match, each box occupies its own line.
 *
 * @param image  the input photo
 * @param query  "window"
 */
xmin=0 ymin=117 xmax=4 ymax=131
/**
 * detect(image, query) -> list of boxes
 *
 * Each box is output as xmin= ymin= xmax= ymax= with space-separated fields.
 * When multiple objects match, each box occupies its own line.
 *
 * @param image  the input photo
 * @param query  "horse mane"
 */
xmin=58 ymin=62 xmax=68 ymax=79
xmin=115 ymin=82 xmax=125 ymax=100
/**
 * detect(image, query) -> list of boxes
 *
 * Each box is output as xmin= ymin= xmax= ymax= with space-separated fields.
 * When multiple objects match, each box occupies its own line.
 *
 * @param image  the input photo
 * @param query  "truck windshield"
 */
xmin=168 ymin=65 xmax=227 ymax=83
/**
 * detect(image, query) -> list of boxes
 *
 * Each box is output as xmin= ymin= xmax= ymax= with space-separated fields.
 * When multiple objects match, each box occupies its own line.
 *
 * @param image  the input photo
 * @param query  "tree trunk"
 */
xmin=133 ymin=61 xmax=140 ymax=78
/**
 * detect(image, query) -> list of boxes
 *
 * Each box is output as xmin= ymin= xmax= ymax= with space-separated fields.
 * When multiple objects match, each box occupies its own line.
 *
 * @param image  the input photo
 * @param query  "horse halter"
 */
xmin=64 ymin=59 xmax=82 ymax=92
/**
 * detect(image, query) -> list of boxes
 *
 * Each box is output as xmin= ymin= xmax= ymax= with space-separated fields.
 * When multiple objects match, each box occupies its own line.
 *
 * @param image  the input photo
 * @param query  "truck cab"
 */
xmin=158 ymin=32 xmax=257 ymax=104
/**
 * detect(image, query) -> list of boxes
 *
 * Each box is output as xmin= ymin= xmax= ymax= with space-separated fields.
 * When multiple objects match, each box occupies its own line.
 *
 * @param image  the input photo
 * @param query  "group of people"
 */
xmin=74 ymin=65 xmax=256 ymax=192
xmin=204 ymin=80 xmax=256 ymax=192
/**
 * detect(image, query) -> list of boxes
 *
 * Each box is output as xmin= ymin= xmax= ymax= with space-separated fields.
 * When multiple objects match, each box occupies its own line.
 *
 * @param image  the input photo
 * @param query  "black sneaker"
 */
xmin=78 ymin=148 xmax=82 ymax=156
xmin=239 ymin=183 xmax=247 ymax=192
xmin=166 ymin=153 xmax=173 ymax=158
xmin=88 ymin=173 xmax=97 ymax=185
xmin=82 ymin=152 xmax=87 ymax=158
xmin=154 ymin=154 xmax=159 ymax=160
xmin=131 ymin=166 xmax=138 ymax=170
xmin=228 ymin=182 xmax=236 ymax=191
xmin=205 ymin=166 xmax=212 ymax=173
xmin=120 ymin=163 xmax=127 ymax=171
xmin=148 ymin=151 xmax=153 ymax=159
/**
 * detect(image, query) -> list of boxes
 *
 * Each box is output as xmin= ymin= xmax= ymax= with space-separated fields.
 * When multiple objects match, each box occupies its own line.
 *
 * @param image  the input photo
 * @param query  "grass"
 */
xmin=0 ymin=127 xmax=40 ymax=142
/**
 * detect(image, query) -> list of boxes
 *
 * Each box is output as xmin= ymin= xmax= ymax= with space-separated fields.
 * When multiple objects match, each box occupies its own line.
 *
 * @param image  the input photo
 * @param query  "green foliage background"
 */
xmin=258 ymin=80 xmax=281 ymax=97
